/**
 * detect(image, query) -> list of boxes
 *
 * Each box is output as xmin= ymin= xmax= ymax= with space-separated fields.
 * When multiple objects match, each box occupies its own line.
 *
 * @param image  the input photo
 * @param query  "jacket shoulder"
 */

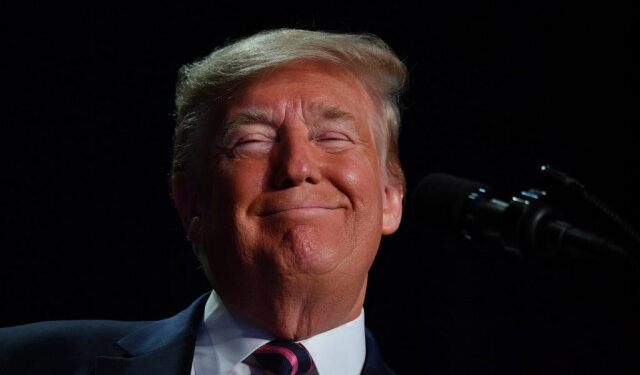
xmin=0 ymin=320 xmax=147 ymax=374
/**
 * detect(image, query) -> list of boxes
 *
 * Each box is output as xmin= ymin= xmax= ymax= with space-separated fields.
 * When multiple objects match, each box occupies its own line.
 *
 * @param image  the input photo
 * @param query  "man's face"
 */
xmin=196 ymin=60 xmax=402 ymax=312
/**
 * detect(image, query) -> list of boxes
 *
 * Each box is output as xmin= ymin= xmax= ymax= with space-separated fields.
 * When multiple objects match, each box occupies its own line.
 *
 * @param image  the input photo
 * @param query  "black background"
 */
xmin=2 ymin=2 xmax=639 ymax=374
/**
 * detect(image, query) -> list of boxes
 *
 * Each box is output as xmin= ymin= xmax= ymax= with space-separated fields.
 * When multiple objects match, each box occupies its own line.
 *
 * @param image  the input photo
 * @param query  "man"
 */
xmin=1 ymin=29 xmax=406 ymax=375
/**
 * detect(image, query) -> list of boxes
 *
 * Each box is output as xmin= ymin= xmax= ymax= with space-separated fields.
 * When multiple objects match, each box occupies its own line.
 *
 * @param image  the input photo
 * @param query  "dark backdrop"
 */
xmin=2 ymin=3 xmax=639 ymax=374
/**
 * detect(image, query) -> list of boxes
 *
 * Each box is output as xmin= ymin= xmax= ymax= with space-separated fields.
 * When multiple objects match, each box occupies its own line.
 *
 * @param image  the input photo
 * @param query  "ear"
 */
xmin=172 ymin=173 xmax=203 ymax=243
xmin=381 ymin=181 xmax=403 ymax=235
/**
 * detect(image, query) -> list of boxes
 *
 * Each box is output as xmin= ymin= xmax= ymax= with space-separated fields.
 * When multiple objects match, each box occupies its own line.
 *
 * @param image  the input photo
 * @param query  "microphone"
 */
xmin=412 ymin=171 xmax=640 ymax=298
xmin=412 ymin=173 xmax=496 ymax=240
xmin=412 ymin=173 xmax=634 ymax=259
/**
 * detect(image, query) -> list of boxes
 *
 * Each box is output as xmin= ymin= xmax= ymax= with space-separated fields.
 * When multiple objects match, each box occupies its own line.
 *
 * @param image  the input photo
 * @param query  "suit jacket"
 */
xmin=0 ymin=294 xmax=396 ymax=375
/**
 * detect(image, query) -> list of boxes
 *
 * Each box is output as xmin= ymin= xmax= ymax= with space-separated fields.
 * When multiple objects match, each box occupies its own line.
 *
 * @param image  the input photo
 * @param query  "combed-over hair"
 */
xmin=172 ymin=28 xmax=407 ymax=195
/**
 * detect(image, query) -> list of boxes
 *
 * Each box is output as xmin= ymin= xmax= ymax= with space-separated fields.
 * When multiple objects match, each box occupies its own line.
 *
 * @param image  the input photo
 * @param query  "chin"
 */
xmin=280 ymin=224 xmax=349 ymax=275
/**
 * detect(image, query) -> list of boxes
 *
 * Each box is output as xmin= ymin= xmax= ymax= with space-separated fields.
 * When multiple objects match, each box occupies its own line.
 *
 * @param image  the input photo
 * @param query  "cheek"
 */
xmin=202 ymin=159 xmax=271 ymax=246
xmin=330 ymin=158 xmax=385 ymax=270
xmin=330 ymin=154 xmax=385 ymax=215
xmin=215 ymin=159 xmax=270 ymax=202
xmin=202 ymin=160 xmax=270 ymax=264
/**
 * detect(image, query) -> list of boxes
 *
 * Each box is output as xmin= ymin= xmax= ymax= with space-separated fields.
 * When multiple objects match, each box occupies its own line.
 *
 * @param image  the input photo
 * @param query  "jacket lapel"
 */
xmin=94 ymin=293 xmax=395 ymax=375
xmin=361 ymin=328 xmax=396 ymax=375
xmin=95 ymin=294 xmax=209 ymax=375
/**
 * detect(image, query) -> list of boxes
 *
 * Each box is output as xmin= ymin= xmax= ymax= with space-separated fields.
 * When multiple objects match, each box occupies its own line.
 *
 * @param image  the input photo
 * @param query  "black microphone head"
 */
xmin=412 ymin=173 xmax=493 ymax=233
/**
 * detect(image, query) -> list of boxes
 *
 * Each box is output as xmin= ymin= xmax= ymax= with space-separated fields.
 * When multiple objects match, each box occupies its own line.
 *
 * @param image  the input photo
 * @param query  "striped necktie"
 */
xmin=244 ymin=340 xmax=318 ymax=375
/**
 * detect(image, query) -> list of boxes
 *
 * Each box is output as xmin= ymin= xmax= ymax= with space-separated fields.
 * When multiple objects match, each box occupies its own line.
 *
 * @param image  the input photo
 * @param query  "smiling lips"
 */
xmin=257 ymin=192 xmax=347 ymax=217
xmin=260 ymin=203 xmax=343 ymax=217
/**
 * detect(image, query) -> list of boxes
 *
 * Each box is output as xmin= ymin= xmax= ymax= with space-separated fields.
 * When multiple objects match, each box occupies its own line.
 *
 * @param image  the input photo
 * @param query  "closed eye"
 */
xmin=233 ymin=133 xmax=275 ymax=152
xmin=236 ymin=133 xmax=274 ymax=145
xmin=315 ymin=132 xmax=353 ymax=150
xmin=317 ymin=132 xmax=350 ymax=141
xmin=225 ymin=127 xmax=277 ymax=157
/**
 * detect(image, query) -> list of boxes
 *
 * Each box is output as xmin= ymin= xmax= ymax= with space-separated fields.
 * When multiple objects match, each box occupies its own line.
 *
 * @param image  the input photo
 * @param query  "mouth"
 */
xmin=254 ymin=189 xmax=349 ymax=218
xmin=260 ymin=205 xmax=341 ymax=217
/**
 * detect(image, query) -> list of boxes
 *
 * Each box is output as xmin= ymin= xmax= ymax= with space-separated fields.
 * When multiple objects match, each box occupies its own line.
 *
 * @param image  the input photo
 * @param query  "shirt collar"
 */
xmin=200 ymin=290 xmax=366 ymax=375
xmin=201 ymin=290 xmax=273 ymax=373
xmin=300 ymin=307 xmax=366 ymax=375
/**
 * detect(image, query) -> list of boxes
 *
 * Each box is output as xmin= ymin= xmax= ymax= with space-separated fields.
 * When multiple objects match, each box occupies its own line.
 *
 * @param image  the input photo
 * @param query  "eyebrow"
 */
xmin=318 ymin=105 xmax=355 ymax=122
xmin=225 ymin=108 xmax=273 ymax=128
xmin=312 ymin=105 xmax=358 ymax=137
xmin=218 ymin=108 xmax=273 ymax=146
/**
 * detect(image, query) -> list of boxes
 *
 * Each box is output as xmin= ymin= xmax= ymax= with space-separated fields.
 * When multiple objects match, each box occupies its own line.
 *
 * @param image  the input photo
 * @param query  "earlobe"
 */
xmin=381 ymin=184 xmax=403 ymax=235
xmin=172 ymin=173 xmax=202 ymax=240
xmin=187 ymin=216 xmax=203 ymax=243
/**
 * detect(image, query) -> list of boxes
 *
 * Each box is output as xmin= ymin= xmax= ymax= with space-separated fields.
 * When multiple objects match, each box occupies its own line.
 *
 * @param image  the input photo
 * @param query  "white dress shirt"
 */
xmin=190 ymin=290 xmax=366 ymax=375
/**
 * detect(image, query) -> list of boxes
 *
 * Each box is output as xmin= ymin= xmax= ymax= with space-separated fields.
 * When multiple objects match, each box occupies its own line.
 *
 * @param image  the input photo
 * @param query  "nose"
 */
xmin=270 ymin=128 xmax=322 ymax=189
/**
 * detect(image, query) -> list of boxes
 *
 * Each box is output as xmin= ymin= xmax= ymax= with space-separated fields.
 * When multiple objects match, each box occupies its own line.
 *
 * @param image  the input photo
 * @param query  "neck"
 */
xmin=219 ymin=276 xmax=368 ymax=340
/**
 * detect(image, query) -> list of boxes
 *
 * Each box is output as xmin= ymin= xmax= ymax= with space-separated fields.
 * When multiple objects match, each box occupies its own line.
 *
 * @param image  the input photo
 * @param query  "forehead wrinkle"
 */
xmin=279 ymin=98 xmax=356 ymax=134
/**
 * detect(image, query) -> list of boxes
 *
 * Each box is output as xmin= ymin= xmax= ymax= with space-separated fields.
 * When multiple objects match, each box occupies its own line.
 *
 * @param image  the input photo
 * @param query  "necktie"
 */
xmin=244 ymin=340 xmax=317 ymax=375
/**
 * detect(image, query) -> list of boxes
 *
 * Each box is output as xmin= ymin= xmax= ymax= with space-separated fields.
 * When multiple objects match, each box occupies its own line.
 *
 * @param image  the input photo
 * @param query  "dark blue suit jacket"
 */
xmin=0 ymin=294 xmax=395 ymax=375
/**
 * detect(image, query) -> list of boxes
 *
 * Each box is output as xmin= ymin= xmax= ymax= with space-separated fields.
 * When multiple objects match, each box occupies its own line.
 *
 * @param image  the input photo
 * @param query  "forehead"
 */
xmin=224 ymin=60 xmax=377 ymax=126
